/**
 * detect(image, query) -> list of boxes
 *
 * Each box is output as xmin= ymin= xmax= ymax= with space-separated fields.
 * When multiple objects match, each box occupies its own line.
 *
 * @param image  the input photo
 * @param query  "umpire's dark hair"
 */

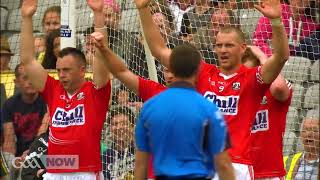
xmin=169 ymin=43 xmax=201 ymax=78
xmin=58 ymin=47 xmax=87 ymax=68
xmin=107 ymin=106 xmax=136 ymax=125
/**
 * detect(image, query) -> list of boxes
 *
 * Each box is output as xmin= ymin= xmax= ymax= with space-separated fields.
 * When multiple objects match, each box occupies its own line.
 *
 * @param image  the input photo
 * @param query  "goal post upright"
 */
xmin=139 ymin=19 xmax=159 ymax=83
xmin=60 ymin=0 xmax=76 ymax=49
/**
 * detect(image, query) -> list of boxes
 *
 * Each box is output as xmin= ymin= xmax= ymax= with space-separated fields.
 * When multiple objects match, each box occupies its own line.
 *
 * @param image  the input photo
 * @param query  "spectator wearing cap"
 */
xmin=0 ymin=36 xmax=14 ymax=72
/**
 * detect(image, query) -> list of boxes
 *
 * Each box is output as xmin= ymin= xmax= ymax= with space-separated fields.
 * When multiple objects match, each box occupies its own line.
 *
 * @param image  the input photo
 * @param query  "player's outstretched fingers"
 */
xmin=254 ymin=0 xmax=281 ymax=19
xmin=21 ymin=0 xmax=38 ymax=17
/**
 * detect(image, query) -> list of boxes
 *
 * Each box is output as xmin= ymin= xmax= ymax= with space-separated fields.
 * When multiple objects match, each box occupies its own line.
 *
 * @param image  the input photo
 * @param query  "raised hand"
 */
xmin=90 ymin=32 xmax=107 ymax=50
xmin=87 ymin=0 xmax=103 ymax=12
xmin=254 ymin=0 xmax=281 ymax=19
xmin=134 ymin=0 xmax=151 ymax=9
xmin=21 ymin=0 xmax=37 ymax=17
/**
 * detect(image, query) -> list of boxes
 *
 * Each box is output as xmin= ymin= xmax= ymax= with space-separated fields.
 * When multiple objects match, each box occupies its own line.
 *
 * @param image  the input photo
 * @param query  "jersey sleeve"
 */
xmin=198 ymin=61 xmax=214 ymax=81
xmin=247 ymin=66 xmax=270 ymax=97
xmin=92 ymin=80 xmax=112 ymax=107
xmin=208 ymin=108 xmax=228 ymax=155
xmin=135 ymin=106 xmax=150 ymax=152
xmin=285 ymin=80 xmax=293 ymax=105
xmin=269 ymin=79 xmax=293 ymax=105
xmin=138 ymin=77 xmax=166 ymax=102
xmin=40 ymin=75 xmax=59 ymax=106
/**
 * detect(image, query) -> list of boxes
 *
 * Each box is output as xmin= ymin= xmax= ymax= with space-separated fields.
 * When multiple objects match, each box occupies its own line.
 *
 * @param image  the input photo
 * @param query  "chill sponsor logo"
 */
xmin=52 ymin=104 xmax=85 ymax=127
xmin=251 ymin=110 xmax=269 ymax=133
xmin=204 ymin=91 xmax=239 ymax=115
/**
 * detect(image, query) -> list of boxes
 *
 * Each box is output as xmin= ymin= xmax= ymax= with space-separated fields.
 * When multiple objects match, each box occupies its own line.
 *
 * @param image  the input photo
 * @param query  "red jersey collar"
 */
xmin=218 ymin=65 xmax=247 ymax=80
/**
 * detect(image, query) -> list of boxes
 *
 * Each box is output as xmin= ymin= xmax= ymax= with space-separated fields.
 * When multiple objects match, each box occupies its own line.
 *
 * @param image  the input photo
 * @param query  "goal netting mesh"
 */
xmin=0 ymin=0 xmax=319 ymax=179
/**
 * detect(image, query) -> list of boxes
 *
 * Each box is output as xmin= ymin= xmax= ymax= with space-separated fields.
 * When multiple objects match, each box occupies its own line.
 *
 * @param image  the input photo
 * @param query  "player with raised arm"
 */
xmin=135 ymin=0 xmax=289 ymax=178
xmin=242 ymin=46 xmax=292 ymax=179
xmin=90 ymin=32 xmax=166 ymax=101
xmin=135 ymin=43 xmax=234 ymax=180
xmin=20 ymin=0 xmax=111 ymax=179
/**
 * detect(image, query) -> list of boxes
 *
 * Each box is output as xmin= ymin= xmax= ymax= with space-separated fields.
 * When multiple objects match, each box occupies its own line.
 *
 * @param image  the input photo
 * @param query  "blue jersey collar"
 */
xmin=169 ymin=81 xmax=195 ymax=89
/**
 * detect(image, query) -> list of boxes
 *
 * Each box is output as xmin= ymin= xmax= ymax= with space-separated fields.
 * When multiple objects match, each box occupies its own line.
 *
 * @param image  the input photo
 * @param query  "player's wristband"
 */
xmin=270 ymin=18 xmax=282 ymax=27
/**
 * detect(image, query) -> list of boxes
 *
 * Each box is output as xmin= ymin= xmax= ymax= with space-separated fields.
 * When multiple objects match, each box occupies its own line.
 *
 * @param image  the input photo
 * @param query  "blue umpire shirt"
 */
xmin=135 ymin=81 xmax=228 ymax=178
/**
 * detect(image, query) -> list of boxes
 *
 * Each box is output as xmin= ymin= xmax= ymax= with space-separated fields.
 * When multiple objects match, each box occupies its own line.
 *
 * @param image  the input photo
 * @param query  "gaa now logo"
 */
xmin=12 ymin=155 xmax=79 ymax=169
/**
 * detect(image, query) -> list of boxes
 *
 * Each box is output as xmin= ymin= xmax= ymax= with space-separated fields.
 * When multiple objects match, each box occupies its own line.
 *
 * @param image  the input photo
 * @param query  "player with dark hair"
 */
xmin=91 ymin=28 xmax=167 ymax=179
xmin=242 ymin=46 xmax=292 ymax=180
xmin=20 ymin=0 xmax=110 ymax=179
xmin=135 ymin=0 xmax=290 ymax=178
xmin=135 ymin=43 xmax=234 ymax=180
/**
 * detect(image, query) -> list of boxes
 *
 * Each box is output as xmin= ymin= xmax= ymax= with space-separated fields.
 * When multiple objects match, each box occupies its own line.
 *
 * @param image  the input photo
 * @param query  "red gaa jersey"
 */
xmin=250 ymin=80 xmax=292 ymax=178
xmin=196 ymin=62 xmax=270 ymax=165
xmin=138 ymin=77 xmax=166 ymax=178
xmin=138 ymin=77 xmax=166 ymax=101
xmin=41 ymin=75 xmax=111 ymax=173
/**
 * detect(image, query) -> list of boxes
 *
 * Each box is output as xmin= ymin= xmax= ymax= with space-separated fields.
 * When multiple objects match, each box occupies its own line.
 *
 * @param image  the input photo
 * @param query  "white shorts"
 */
xmin=255 ymin=177 xmax=284 ymax=180
xmin=212 ymin=163 xmax=254 ymax=180
xmin=43 ymin=172 xmax=104 ymax=180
